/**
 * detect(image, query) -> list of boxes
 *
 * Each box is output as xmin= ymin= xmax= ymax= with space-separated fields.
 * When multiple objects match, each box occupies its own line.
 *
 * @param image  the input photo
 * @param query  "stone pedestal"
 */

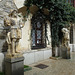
xmin=58 ymin=46 xmax=62 ymax=57
xmin=5 ymin=56 xmax=24 ymax=75
xmin=61 ymin=46 xmax=70 ymax=59
xmin=61 ymin=46 xmax=67 ymax=59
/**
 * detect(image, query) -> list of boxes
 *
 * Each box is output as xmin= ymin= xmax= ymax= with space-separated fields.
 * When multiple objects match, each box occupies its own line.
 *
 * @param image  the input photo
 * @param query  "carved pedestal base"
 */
xmin=6 ymin=51 xmax=22 ymax=58
xmin=5 ymin=56 xmax=24 ymax=75
xmin=59 ymin=46 xmax=70 ymax=59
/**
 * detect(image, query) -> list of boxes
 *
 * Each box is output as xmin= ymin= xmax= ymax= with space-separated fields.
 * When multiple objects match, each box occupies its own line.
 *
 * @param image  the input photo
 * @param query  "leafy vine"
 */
xmin=24 ymin=0 xmax=75 ymax=47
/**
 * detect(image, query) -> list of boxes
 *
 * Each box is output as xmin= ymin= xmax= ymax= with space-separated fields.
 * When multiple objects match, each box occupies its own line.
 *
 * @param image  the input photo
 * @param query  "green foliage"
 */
xmin=24 ymin=65 xmax=32 ymax=72
xmin=24 ymin=65 xmax=29 ymax=68
xmin=24 ymin=0 xmax=75 ymax=47
xmin=0 ymin=72 xmax=4 ymax=75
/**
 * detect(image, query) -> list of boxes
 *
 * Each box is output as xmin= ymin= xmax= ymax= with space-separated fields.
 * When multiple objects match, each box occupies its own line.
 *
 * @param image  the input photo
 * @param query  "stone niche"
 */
xmin=0 ymin=0 xmax=17 ymax=52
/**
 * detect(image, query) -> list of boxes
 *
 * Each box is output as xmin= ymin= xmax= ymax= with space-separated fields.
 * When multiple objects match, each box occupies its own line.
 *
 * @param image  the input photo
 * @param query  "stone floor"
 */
xmin=24 ymin=52 xmax=75 ymax=75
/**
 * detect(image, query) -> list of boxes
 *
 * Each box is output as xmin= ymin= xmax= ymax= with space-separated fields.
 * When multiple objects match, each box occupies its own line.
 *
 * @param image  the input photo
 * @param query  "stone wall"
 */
xmin=46 ymin=21 xmax=52 ymax=48
xmin=13 ymin=0 xmax=25 ymax=9
xmin=0 ymin=0 xmax=17 ymax=16
xmin=19 ymin=17 xmax=32 ymax=51
xmin=0 ymin=0 xmax=17 ymax=52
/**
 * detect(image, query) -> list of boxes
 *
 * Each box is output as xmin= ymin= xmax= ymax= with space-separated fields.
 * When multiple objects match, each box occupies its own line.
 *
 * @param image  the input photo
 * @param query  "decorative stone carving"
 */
xmin=61 ymin=28 xmax=70 ymax=59
xmin=62 ymin=28 xmax=69 ymax=47
xmin=4 ymin=10 xmax=24 ymax=57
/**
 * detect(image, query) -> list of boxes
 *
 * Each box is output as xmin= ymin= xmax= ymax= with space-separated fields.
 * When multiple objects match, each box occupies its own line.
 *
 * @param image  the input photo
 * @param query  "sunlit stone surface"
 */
xmin=24 ymin=54 xmax=75 ymax=75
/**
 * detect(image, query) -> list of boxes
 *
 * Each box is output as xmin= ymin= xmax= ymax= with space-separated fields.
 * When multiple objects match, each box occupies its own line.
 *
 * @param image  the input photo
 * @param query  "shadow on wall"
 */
xmin=2 ymin=41 xmax=7 ymax=52
xmin=0 ymin=30 xmax=8 ymax=52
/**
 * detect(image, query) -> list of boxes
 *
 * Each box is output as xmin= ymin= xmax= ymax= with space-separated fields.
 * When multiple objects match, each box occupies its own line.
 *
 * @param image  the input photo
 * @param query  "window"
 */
xmin=31 ymin=12 xmax=46 ymax=49
xmin=66 ymin=0 xmax=72 ymax=3
xmin=69 ymin=0 xmax=71 ymax=3
xmin=32 ymin=22 xmax=45 ymax=49
xmin=66 ymin=0 xmax=69 ymax=3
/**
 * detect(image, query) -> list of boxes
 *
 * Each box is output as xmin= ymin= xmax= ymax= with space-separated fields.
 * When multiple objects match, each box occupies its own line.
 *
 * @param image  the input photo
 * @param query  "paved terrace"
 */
xmin=24 ymin=52 xmax=75 ymax=75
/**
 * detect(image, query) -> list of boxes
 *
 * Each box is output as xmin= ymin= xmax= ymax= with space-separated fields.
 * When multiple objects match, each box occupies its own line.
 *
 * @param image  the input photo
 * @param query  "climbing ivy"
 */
xmin=24 ymin=0 xmax=75 ymax=47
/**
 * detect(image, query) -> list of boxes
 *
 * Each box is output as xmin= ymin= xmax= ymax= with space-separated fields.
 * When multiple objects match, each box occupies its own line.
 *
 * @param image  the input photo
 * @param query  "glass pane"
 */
xmin=37 ymin=40 xmax=39 ymax=44
xmin=37 ymin=30 xmax=41 ymax=39
xmin=66 ymin=0 xmax=69 ymax=3
xmin=32 ymin=30 xmax=36 ymax=46
xmin=33 ymin=22 xmax=36 ymax=29
xmin=69 ymin=0 xmax=71 ymax=3
xmin=37 ymin=40 xmax=41 ymax=44
xmin=37 ymin=22 xmax=41 ymax=28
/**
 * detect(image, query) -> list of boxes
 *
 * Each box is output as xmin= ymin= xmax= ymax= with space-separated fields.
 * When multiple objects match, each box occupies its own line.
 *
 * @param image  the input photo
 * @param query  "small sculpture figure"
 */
xmin=62 ymin=28 xmax=69 ymax=47
xmin=4 ymin=10 xmax=24 ymax=56
xmin=62 ymin=28 xmax=70 ymax=59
